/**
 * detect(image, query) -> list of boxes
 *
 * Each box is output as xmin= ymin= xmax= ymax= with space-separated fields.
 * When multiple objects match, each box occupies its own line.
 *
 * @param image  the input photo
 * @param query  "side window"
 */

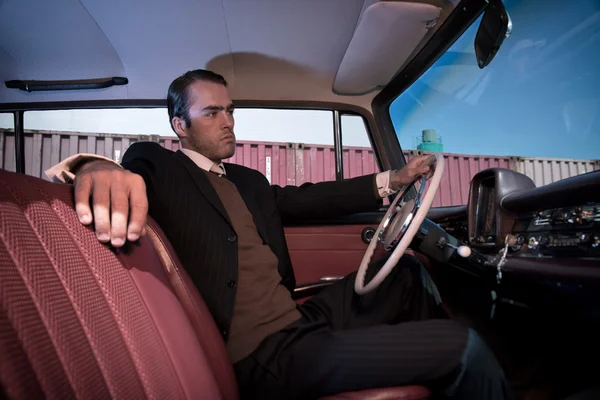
xmin=232 ymin=110 xmax=385 ymax=187
xmin=0 ymin=113 xmax=15 ymax=172
xmin=228 ymin=109 xmax=335 ymax=186
xmin=23 ymin=108 xmax=172 ymax=180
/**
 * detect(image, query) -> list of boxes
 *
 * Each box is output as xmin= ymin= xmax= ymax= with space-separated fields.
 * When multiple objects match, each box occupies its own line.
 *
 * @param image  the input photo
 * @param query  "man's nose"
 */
xmin=220 ymin=111 xmax=234 ymax=130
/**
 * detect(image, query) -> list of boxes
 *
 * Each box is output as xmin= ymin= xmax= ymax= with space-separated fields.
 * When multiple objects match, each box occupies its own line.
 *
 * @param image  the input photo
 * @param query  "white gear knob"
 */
xmin=456 ymin=245 xmax=472 ymax=258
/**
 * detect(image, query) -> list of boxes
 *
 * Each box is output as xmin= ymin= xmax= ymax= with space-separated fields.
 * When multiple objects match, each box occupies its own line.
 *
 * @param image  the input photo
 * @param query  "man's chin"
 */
xmin=220 ymin=144 xmax=236 ymax=160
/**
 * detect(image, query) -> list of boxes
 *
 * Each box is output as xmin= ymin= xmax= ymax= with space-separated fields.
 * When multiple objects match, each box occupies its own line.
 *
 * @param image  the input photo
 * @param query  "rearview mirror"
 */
xmin=474 ymin=0 xmax=512 ymax=68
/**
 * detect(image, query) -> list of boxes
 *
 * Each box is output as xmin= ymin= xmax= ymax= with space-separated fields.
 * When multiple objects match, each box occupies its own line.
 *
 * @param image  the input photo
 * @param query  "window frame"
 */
xmin=0 ymin=111 xmax=18 ymax=173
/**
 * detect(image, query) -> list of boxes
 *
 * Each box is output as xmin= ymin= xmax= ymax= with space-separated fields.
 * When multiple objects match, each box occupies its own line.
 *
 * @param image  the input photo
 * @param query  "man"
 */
xmin=47 ymin=69 xmax=512 ymax=399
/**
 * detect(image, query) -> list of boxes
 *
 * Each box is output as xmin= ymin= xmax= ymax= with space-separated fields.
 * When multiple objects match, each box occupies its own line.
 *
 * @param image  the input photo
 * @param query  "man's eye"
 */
xmin=228 ymin=109 xmax=234 ymax=115
xmin=206 ymin=112 xmax=216 ymax=117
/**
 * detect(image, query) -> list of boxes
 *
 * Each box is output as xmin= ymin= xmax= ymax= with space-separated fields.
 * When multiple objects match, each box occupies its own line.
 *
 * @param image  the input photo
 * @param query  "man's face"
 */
xmin=175 ymin=80 xmax=236 ymax=162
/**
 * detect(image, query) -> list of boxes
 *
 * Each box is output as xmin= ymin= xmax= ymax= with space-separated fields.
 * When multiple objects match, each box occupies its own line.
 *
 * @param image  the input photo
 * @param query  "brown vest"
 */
xmin=204 ymin=170 xmax=301 ymax=363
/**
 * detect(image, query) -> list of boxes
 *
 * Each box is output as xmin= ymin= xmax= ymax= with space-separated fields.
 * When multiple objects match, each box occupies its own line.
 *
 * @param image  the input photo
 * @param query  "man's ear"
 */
xmin=172 ymin=117 xmax=187 ymax=138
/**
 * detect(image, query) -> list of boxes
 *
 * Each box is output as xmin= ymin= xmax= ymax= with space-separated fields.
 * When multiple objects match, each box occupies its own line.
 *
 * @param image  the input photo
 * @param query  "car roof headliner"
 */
xmin=0 ymin=0 xmax=456 ymax=110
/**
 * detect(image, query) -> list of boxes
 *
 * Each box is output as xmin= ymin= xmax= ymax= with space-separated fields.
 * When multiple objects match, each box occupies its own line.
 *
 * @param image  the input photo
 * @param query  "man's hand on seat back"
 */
xmin=74 ymin=160 xmax=148 ymax=248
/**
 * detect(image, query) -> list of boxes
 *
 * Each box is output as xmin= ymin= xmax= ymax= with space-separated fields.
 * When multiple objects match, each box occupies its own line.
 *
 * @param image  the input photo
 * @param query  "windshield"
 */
xmin=390 ymin=0 xmax=599 ymax=167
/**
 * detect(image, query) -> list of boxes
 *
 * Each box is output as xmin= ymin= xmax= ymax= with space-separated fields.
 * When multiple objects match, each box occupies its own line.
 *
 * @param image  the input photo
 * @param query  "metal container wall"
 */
xmin=427 ymin=153 xmax=511 ymax=207
xmin=339 ymin=150 xmax=512 ymax=207
xmin=0 ymin=129 xmax=141 ymax=179
xmin=2 ymin=129 xmax=597 ymax=208
xmin=223 ymin=141 xmax=296 ymax=187
xmin=510 ymin=156 xmax=600 ymax=187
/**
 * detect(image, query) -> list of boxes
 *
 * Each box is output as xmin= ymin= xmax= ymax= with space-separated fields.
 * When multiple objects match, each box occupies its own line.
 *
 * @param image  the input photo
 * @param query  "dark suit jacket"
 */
xmin=121 ymin=141 xmax=382 ymax=338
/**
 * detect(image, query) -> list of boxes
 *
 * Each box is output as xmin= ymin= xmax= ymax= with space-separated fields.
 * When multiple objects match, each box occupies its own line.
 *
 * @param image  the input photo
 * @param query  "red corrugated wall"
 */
xmin=162 ymin=139 xmax=511 ymax=207
xmin=1 ymin=130 xmax=512 ymax=207
xmin=428 ymin=153 xmax=510 ymax=207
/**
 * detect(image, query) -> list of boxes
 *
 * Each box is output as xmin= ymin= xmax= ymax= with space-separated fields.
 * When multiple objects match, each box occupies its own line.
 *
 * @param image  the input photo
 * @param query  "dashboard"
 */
xmin=463 ymin=167 xmax=600 ymax=281
xmin=414 ymin=167 xmax=600 ymax=318
xmin=512 ymin=204 xmax=600 ymax=258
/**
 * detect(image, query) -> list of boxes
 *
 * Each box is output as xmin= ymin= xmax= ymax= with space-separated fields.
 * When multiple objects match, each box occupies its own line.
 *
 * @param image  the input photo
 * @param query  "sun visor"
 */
xmin=333 ymin=1 xmax=441 ymax=95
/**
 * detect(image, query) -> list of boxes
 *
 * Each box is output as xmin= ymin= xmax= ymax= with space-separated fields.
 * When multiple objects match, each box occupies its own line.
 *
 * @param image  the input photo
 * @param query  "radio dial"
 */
xmin=510 ymin=235 xmax=525 ymax=251
xmin=528 ymin=237 xmax=539 ymax=250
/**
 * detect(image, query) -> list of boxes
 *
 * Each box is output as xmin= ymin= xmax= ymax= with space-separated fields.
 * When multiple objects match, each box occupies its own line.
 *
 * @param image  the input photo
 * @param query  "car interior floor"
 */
xmin=431 ymin=265 xmax=600 ymax=400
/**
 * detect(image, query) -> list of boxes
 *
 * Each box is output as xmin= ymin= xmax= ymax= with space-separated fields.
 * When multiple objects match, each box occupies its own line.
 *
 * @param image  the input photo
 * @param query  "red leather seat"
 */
xmin=0 ymin=169 xmax=430 ymax=400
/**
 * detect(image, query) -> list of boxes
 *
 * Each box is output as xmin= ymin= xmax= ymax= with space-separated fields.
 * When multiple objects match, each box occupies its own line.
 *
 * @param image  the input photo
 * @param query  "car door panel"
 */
xmin=284 ymin=223 xmax=386 ymax=286
xmin=284 ymin=207 xmax=464 ymax=296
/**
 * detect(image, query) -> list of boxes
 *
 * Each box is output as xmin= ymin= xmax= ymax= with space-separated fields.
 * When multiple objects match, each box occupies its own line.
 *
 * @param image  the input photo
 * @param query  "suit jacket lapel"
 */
xmin=174 ymin=150 xmax=233 ymax=229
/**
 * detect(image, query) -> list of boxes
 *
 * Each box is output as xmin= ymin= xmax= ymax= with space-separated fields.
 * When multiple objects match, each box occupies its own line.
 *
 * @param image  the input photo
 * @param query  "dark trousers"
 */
xmin=234 ymin=255 xmax=513 ymax=399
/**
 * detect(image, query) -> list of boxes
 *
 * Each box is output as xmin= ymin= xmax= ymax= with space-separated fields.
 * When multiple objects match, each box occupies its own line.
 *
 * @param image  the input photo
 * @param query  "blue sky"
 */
xmin=390 ymin=0 xmax=600 ymax=160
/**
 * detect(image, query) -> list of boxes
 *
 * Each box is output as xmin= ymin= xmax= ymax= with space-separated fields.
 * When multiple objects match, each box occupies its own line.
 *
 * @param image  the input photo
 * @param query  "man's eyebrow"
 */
xmin=201 ymin=104 xmax=235 ymax=112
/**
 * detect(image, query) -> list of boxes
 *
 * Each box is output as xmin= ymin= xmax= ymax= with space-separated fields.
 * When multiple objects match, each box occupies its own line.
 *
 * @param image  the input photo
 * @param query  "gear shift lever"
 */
xmin=436 ymin=237 xmax=472 ymax=258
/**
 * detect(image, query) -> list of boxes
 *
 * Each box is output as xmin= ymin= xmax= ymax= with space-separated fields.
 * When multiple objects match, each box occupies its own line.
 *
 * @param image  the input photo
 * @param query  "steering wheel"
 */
xmin=354 ymin=153 xmax=444 ymax=295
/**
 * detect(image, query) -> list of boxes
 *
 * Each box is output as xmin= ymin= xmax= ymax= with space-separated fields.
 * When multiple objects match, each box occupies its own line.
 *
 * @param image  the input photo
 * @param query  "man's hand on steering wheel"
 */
xmin=390 ymin=155 xmax=435 ymax=190
xmin=355 ymin=153 xmax=444 ymax=295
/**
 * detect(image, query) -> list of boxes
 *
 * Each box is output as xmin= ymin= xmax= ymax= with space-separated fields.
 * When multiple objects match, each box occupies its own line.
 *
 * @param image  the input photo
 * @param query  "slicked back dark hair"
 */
xmin=167 ymin=69 xmax=228 ymax=133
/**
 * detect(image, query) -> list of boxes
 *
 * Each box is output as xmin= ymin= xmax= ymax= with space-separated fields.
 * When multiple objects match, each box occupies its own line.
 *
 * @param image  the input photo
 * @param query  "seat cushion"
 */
xmin=320 ymin=385 xmax=431 ymax=400
xmin=0 ymin=169 xmax=221 ymax=399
